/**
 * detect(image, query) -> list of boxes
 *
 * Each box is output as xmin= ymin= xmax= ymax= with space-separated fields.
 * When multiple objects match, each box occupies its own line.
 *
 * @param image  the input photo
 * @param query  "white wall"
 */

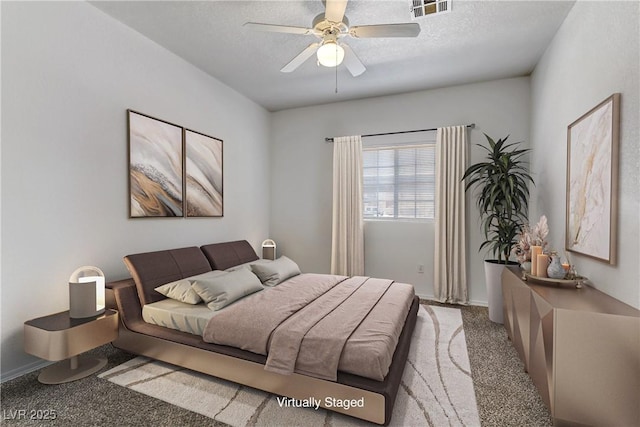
xmin=270 ymin=77 xmax=531 ymax=303
xmin=530 ymin=1 xmax=640 ymax=308
xmin=1 ymin=2 xmax=271 ymax=379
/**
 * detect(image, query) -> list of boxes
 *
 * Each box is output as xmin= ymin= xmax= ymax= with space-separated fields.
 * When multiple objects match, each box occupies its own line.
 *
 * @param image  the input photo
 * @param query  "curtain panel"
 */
xmin=331 ymin=135 xmax=364 ymax=276
xmin=434 ymin=126 xmax=468 ymax=304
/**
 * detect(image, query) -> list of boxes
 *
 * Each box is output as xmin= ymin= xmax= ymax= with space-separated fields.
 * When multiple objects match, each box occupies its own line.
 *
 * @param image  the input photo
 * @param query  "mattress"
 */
xmin=142 ymin=284 xmax=267 ymax=335
xmin=142 ymin=299 xmax=216 ymax=336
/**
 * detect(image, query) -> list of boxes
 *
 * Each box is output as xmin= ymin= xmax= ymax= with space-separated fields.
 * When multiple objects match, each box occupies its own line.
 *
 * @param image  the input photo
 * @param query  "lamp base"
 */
xmin=38 ymin=355 xmax=107 ymax=384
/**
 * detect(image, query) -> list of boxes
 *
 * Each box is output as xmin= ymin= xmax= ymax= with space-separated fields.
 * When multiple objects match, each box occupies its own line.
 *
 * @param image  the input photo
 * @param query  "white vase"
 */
xmin=547 ymin=254 xmax=566 ymax=279
xmin=484 ymin=260 xmax=520 ymax=324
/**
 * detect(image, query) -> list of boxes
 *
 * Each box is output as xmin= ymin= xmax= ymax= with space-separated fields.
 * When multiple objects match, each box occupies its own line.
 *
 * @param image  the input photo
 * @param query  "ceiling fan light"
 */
xmin=317 ymin=42 xmax=345 ymax=67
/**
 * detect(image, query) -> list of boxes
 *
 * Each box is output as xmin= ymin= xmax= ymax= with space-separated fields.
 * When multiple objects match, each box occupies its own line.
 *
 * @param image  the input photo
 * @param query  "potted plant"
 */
xmin=462 ymin=134 xmax=534 ymax=323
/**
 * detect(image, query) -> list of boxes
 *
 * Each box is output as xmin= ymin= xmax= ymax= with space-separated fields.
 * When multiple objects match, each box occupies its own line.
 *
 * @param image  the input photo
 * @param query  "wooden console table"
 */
xmin=502 ymin=268 xmax=640 ymax=426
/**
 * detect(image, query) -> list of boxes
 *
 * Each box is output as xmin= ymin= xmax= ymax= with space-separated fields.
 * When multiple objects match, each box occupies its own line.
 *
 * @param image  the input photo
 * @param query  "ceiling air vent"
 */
xmin=410 ymin=0 xmax=450 ymax=19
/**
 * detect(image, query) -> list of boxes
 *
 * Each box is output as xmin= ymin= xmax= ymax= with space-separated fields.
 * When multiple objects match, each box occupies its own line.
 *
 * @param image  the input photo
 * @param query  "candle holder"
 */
xmin=565 ymin=265 xmax=578 ymax=280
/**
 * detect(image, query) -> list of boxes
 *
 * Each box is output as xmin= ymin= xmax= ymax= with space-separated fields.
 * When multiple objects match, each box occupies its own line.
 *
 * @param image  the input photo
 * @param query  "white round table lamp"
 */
xmin=261 ymin=239 xmax=276 ymax=260
xmin=69 ymin=266 xmax=105 ymax=318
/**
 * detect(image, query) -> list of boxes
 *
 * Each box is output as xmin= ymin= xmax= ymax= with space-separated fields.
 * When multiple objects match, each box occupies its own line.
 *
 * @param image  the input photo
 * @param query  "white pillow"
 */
xmin=154 ymin=270 xmax=226 ymax=304
xmin=155 ymin=279 xmax=201 ymax=304
xmin=192 ymin=268 xmax=264 ymax=311
xmin=251 ymin=256 xmax=301 ymax=286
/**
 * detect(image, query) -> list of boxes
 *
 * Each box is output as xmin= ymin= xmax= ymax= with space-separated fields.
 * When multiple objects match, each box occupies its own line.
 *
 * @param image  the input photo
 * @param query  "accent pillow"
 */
xmin=251 ymin=256 xmax=301 ymax=286
xmin=192 ymin=268 xmax=264 ymax=311
xmin=155 ymin=280 xmax=201 ymax=304
xmin=154 ymin=270 xmax=226 ymax=305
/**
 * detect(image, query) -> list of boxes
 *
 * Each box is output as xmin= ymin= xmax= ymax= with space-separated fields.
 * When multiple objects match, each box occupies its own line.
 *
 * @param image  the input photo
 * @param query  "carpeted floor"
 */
xmin=1 ymin=303 xmax=552 ymax=426
xmin=453 ymin=303 xmax=552 ymax=426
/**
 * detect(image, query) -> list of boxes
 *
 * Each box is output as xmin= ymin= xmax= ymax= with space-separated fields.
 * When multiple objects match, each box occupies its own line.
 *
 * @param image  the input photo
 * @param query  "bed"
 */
xmin=106 ymin=240 xmax=419 ymax=425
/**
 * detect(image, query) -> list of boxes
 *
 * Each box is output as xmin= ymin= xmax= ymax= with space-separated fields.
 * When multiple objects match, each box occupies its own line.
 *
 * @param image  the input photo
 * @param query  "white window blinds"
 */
xmin=363 ymin=142 xmax=435 ymax=220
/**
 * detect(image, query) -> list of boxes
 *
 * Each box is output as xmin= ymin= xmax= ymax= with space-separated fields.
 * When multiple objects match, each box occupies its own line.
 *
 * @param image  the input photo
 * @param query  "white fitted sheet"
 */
xmin=142 ymin=299 xmax=216 ymax=336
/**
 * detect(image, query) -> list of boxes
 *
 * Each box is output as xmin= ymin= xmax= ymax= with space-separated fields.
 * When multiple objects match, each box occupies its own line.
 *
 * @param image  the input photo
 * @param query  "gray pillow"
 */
xmin=225 ymin=258 xmax=272 ymax=272
xmin=251 ymin=256 xmax=301 ymax=286
xmin=192 ymin=268 xmax=264 ymax=311
xmin=154 ymin=271 xmax=226 ymax=304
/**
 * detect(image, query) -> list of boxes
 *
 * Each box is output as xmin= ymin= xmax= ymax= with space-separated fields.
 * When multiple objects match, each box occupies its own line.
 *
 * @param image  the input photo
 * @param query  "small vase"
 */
xmin=547 ymin=252 xmax=566 ymax=279
xmin=521 ymin=261 xmax=532 ymax=273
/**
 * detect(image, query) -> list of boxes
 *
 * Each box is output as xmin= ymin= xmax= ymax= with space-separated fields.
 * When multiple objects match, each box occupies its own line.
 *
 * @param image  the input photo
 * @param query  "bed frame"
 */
xmin=106 ymin=240 xmax=419 ymax=425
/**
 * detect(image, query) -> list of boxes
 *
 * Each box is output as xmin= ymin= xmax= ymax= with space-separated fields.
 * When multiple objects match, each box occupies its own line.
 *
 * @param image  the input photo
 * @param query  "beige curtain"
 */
xmin=434 ymin=126 xmax=468 ymax=304
xmin=331 ymin=135 xmax=364 ymax=276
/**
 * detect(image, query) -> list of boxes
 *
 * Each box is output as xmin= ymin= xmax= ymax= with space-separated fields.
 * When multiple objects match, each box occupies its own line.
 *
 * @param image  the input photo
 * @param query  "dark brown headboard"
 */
xmin=200 ymin=240 xmax=259 ymax=271
xmin=123 ymin=246 xmax=212 ymax=305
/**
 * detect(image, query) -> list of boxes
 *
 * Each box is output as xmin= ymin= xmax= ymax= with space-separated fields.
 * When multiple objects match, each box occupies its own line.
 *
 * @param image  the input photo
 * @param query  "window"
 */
xmin=363 ymin=143 xmax=435 ymax=220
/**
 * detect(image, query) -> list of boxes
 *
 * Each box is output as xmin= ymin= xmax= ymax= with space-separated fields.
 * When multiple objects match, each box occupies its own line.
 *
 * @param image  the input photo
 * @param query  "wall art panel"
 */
xmin=184 ymin=129 xmax=223 ymax=217
xmin=566 ymin=93 xmax=620 ymax=264
xmin=128 ymin=110 xmax=184 ymax=217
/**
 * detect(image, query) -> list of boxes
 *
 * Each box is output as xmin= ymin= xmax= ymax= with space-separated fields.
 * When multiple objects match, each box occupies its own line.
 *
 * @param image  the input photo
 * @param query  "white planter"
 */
xmin=484 ymin=260 xmax=519 ymax=324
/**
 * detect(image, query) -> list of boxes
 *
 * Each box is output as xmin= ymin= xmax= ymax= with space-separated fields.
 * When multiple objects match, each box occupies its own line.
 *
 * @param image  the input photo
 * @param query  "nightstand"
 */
xmin=24 ymin=309 xmax=118 ymax=384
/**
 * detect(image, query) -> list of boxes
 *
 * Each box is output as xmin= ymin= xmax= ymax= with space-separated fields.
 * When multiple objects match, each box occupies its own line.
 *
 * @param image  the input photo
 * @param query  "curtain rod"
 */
xmin=324 ymin=123 xmax=475 ymax=143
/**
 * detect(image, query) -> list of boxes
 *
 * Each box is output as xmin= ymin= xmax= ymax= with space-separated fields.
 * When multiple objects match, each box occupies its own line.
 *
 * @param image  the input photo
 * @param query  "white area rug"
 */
xmin=100 ymin=305 xmax=480 ymax=426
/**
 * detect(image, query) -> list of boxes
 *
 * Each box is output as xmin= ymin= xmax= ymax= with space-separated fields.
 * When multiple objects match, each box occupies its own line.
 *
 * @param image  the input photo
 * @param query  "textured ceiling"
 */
xmin=90 ymin=0 xmax=576 ymax=111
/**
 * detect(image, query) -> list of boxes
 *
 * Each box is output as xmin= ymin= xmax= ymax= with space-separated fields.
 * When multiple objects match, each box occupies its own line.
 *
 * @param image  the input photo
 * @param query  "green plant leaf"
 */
xmin=462 ymin=134 xmax=535 ymax=262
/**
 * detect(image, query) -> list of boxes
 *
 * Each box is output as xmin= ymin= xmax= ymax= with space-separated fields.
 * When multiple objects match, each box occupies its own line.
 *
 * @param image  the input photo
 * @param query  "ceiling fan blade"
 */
xmin=325 ymin=0 xmax=348 ymax=23
xmin=281 ymin=42 xmax=320 ymax=73
xmin=350 ymin=23 xmax=421 ymax=38
xmin=341 ymin=43 xmax=366 ymax=77
xmin=244 ymin=22 xmax=313 ymax=35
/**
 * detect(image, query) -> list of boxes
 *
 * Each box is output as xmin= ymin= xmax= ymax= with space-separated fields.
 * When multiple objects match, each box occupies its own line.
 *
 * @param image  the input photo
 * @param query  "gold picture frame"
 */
xmin=565 ymin=93 xmax=620 ymax=264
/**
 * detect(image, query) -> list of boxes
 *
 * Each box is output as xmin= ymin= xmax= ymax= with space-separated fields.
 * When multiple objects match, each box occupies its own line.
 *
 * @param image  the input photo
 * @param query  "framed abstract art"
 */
xmin=128 ymin=110 xmax=184 ymax=217
xmin=127 ymin=110 xmax=224 ymax=218
xmin=565 ymin=93 xmax=620 ymax=264
xmin=184 ymin=129 xmax=224 ymax=217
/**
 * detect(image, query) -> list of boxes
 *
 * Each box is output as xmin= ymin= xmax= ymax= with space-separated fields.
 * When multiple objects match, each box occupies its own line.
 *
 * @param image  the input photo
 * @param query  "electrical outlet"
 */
xmin=417 ymin=264 xmax=424 ymax=274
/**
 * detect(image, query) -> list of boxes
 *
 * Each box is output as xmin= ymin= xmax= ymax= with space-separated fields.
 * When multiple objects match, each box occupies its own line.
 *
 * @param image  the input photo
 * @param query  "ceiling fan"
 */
xmin=244 ymin=0 xmax=421 ymax=77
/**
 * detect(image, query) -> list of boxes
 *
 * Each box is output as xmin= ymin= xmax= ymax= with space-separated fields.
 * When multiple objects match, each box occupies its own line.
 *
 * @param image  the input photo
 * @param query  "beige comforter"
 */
xmin=202 ymin=273 xmax=415 ymax=381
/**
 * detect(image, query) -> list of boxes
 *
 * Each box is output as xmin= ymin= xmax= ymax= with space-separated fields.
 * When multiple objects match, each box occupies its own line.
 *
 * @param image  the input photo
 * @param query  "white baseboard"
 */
xmin=0 ymin=359 xmax=51 ymax=383
xmin=415 ymin=292 xmax=488 ymax=307
xmin=468 ymin=299 xmax=488 ymax=307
